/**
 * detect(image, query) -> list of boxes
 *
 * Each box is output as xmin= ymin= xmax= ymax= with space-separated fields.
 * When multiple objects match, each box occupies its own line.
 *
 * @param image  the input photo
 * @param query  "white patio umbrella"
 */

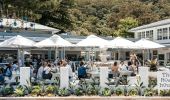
xmin=0 ymin=35 xmax=35 ymax=66
xmin=35 ymin=35 xmax=74 ymax=59
xmin=77 ymin=35 xmax=110 ymax=61
xmin=77 ymin=35 xmax=110 ymax=48
xmin=109 ymin=37 xmax=137 ymax=60
xmin=0 ymin=35 xmax=35 ymax=48
xmin=109 ymin=37 xmax=136 ymax=49
xmin=135 ymin=38 xmax=165 ymax=66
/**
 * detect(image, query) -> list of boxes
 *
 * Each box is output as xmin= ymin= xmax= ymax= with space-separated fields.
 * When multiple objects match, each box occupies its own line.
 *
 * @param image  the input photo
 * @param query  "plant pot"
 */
xmin=150 ymin=65 xmax=157 ymax=71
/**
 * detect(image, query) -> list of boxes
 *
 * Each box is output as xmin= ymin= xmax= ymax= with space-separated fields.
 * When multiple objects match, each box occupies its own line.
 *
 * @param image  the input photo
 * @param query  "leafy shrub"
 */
xmin=101 ymin=87 xmax=112 ymax=96
xmin=128 ymin=88 xmax=138 ymax=96
xmin=160 ymin=90 xmax=170 ymax=96
xmin=14 ymin=85 xmax=25 ymax=97
xmin=0 ymin=84 xmax=14 ymax=96
xmin=31 ymin=85 xmax=42 ymax=96
xmin=144 ymin=87 xmax=157 ymax=96
xmin=58 ymin=88 xmax=70 ymax=96
xmin=115 ymin=88 xmax=124 ymax=96
xmin=74 ymin=87 xmax=84 ymax=96
xmin=86 ymin=85 xmax=99 ymax=96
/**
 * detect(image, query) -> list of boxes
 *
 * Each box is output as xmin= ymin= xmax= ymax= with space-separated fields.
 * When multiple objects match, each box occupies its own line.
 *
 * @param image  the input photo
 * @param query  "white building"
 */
xmin=130 ymin=19 xmax=170 ymax=66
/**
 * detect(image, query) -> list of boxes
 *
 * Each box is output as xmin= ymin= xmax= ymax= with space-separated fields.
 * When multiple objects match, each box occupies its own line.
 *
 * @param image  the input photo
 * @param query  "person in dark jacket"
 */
xmin=78 ymin=61 xmax=87 ymax=79
xmin=0 ymin=68 xmax=4 ymax=83
xmin=4 ymin=64 xmax=12 ymax=78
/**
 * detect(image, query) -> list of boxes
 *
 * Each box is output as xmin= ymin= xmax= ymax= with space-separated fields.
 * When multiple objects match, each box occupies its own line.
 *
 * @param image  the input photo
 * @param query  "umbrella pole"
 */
xmin=143 ymin=49 xmax=145 ymax=67
xmin=17 ymin=48 xmax=20 ymax=67
xmin=63 ymin=47 xmax=65 ymax=60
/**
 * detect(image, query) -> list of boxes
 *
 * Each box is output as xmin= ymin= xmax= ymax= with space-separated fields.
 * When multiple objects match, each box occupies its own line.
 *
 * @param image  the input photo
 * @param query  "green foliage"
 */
xmin=45 ymin=85 xmax=57 ymax=94
xmin=135 ymin=76 xmax=145 ymax=96
xmin=144 ymin=87 xmax=157 ymax=96
xmin=101 ymin=87 xmax=112 ymax=96
xmin=148 ymin=77 xmax=157 ymax=87
xmin=128 ymin=88 xmax=138 ymax=96
xmin=2 ymin=0 xmax=170 ymax=36
xmin=0 ymin=84 xmax=14 ymax=96
xmin=115 ymin=88 xmax=124 ymax=96
xmin=160 ymin=90 xmax=170 ymax=96
xmin=86 ymin=85 xmax=99 ymax=96
xmin=14 ymin=85 xmax=25 ymax=97
xmin=31 ymin=85 xmax=42 ymax=96
xmin=58 ymin=88 xmax=70 ymax=96
xmin=74 ymin=87 xmax=84 ymax=96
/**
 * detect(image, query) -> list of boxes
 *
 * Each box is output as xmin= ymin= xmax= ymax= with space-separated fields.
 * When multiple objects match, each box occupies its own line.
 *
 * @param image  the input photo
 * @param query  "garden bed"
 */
xmin=1 ymin=96 xmax=170 ymax=100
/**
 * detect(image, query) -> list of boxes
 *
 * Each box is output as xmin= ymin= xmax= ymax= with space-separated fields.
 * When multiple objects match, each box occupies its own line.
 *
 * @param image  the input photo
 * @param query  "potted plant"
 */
xmin=149 ymin=59 xmax=157 ymax=71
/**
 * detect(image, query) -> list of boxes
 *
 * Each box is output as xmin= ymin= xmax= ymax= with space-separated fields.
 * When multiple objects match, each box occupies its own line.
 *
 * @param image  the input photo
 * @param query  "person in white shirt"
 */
xmin=63 ymin=60 xmax=73 ymax=79
xmin=42 ymin=63 xmax=52 ymax=79
xmin=54 ymin=57 xmax=59 ymax=65
xmin=12 ymin=61 xmax=19 ymax=71
xmin=119 ymin=61 xmax=128 ymax=71
xmin=37 ymin=61 xmax=47 ymax=80
xmin=18 ymin=58 xmax=22 ymax=67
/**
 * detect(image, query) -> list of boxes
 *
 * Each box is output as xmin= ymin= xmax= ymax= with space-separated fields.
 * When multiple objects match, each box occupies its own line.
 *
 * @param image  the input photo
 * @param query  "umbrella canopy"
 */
xmin=35 ymin=35 xmax=74 ymax=47
xmin=0 ymin=35 xmax=35 ymax=48
xmin=135 ymin=38 xmax=165 ymax=49
xmin=76 ymin=35 xmax=110 ymax=48
xmin=109 ymin=37 xmax=136 ymax=49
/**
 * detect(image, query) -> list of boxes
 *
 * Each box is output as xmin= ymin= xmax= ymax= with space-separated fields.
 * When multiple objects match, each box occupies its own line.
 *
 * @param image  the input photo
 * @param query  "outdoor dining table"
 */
xmin=119 ymin=71 xmax=133 ymax=76
xmin=87 ymin=71 xmax=100 ymax=78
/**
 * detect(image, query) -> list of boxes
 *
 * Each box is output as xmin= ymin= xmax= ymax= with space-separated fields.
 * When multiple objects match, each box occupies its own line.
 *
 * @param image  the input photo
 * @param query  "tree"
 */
xmin=114 ymin=17 xmax=139 ymax=37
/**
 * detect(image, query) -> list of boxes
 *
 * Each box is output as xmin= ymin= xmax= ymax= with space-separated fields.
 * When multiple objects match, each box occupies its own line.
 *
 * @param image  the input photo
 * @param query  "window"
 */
xmin=146 ymin=31 xmax=149 ymax=38
xmin=145 ymin=30 xmax=153 ymax=40
xmin=163 ymin=28 xmax=168 ymax=39
xmin=141 ymin=31 xmax=145 ymax=38
xmin=137 ymin=32 xmax=141 ymax=39
xmin=157 ymin=29 xmax=163 ymax=40
xmin=149 ymin=30 xmax=153 ymax=40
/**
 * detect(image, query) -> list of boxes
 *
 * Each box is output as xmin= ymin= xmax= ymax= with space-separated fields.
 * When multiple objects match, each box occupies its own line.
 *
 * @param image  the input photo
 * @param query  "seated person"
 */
xmin=37 ymin=61 xmax=46 ymax=80
xmin=119 ymin=61 xmax=127 ymax=71
xmin=12 ymin=61 xmax=19 ymax=71
xmin=25 ymin=62 xmax=35 ymax=77
xmin=42 ymin=63 xmax=52 ymax=80
xmin=0 ymin=68 xmax=4 ymax=83
xmin=3 ymin=64 xmax=12 ymax=78
xmin=127 ymin=61 xmax=136 ymax=76
xmin=78 ymin=61 xmax=87 ymax=79
xmin=111 ymin=62 xmax=120 ymax=77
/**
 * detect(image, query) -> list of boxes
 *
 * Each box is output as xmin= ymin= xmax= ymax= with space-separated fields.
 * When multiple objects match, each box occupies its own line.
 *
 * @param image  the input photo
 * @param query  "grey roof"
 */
xmin=129 ymin=19 xmax=170 ymax=32
xmin=0 ymin=18 xmax=60 ymax=32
